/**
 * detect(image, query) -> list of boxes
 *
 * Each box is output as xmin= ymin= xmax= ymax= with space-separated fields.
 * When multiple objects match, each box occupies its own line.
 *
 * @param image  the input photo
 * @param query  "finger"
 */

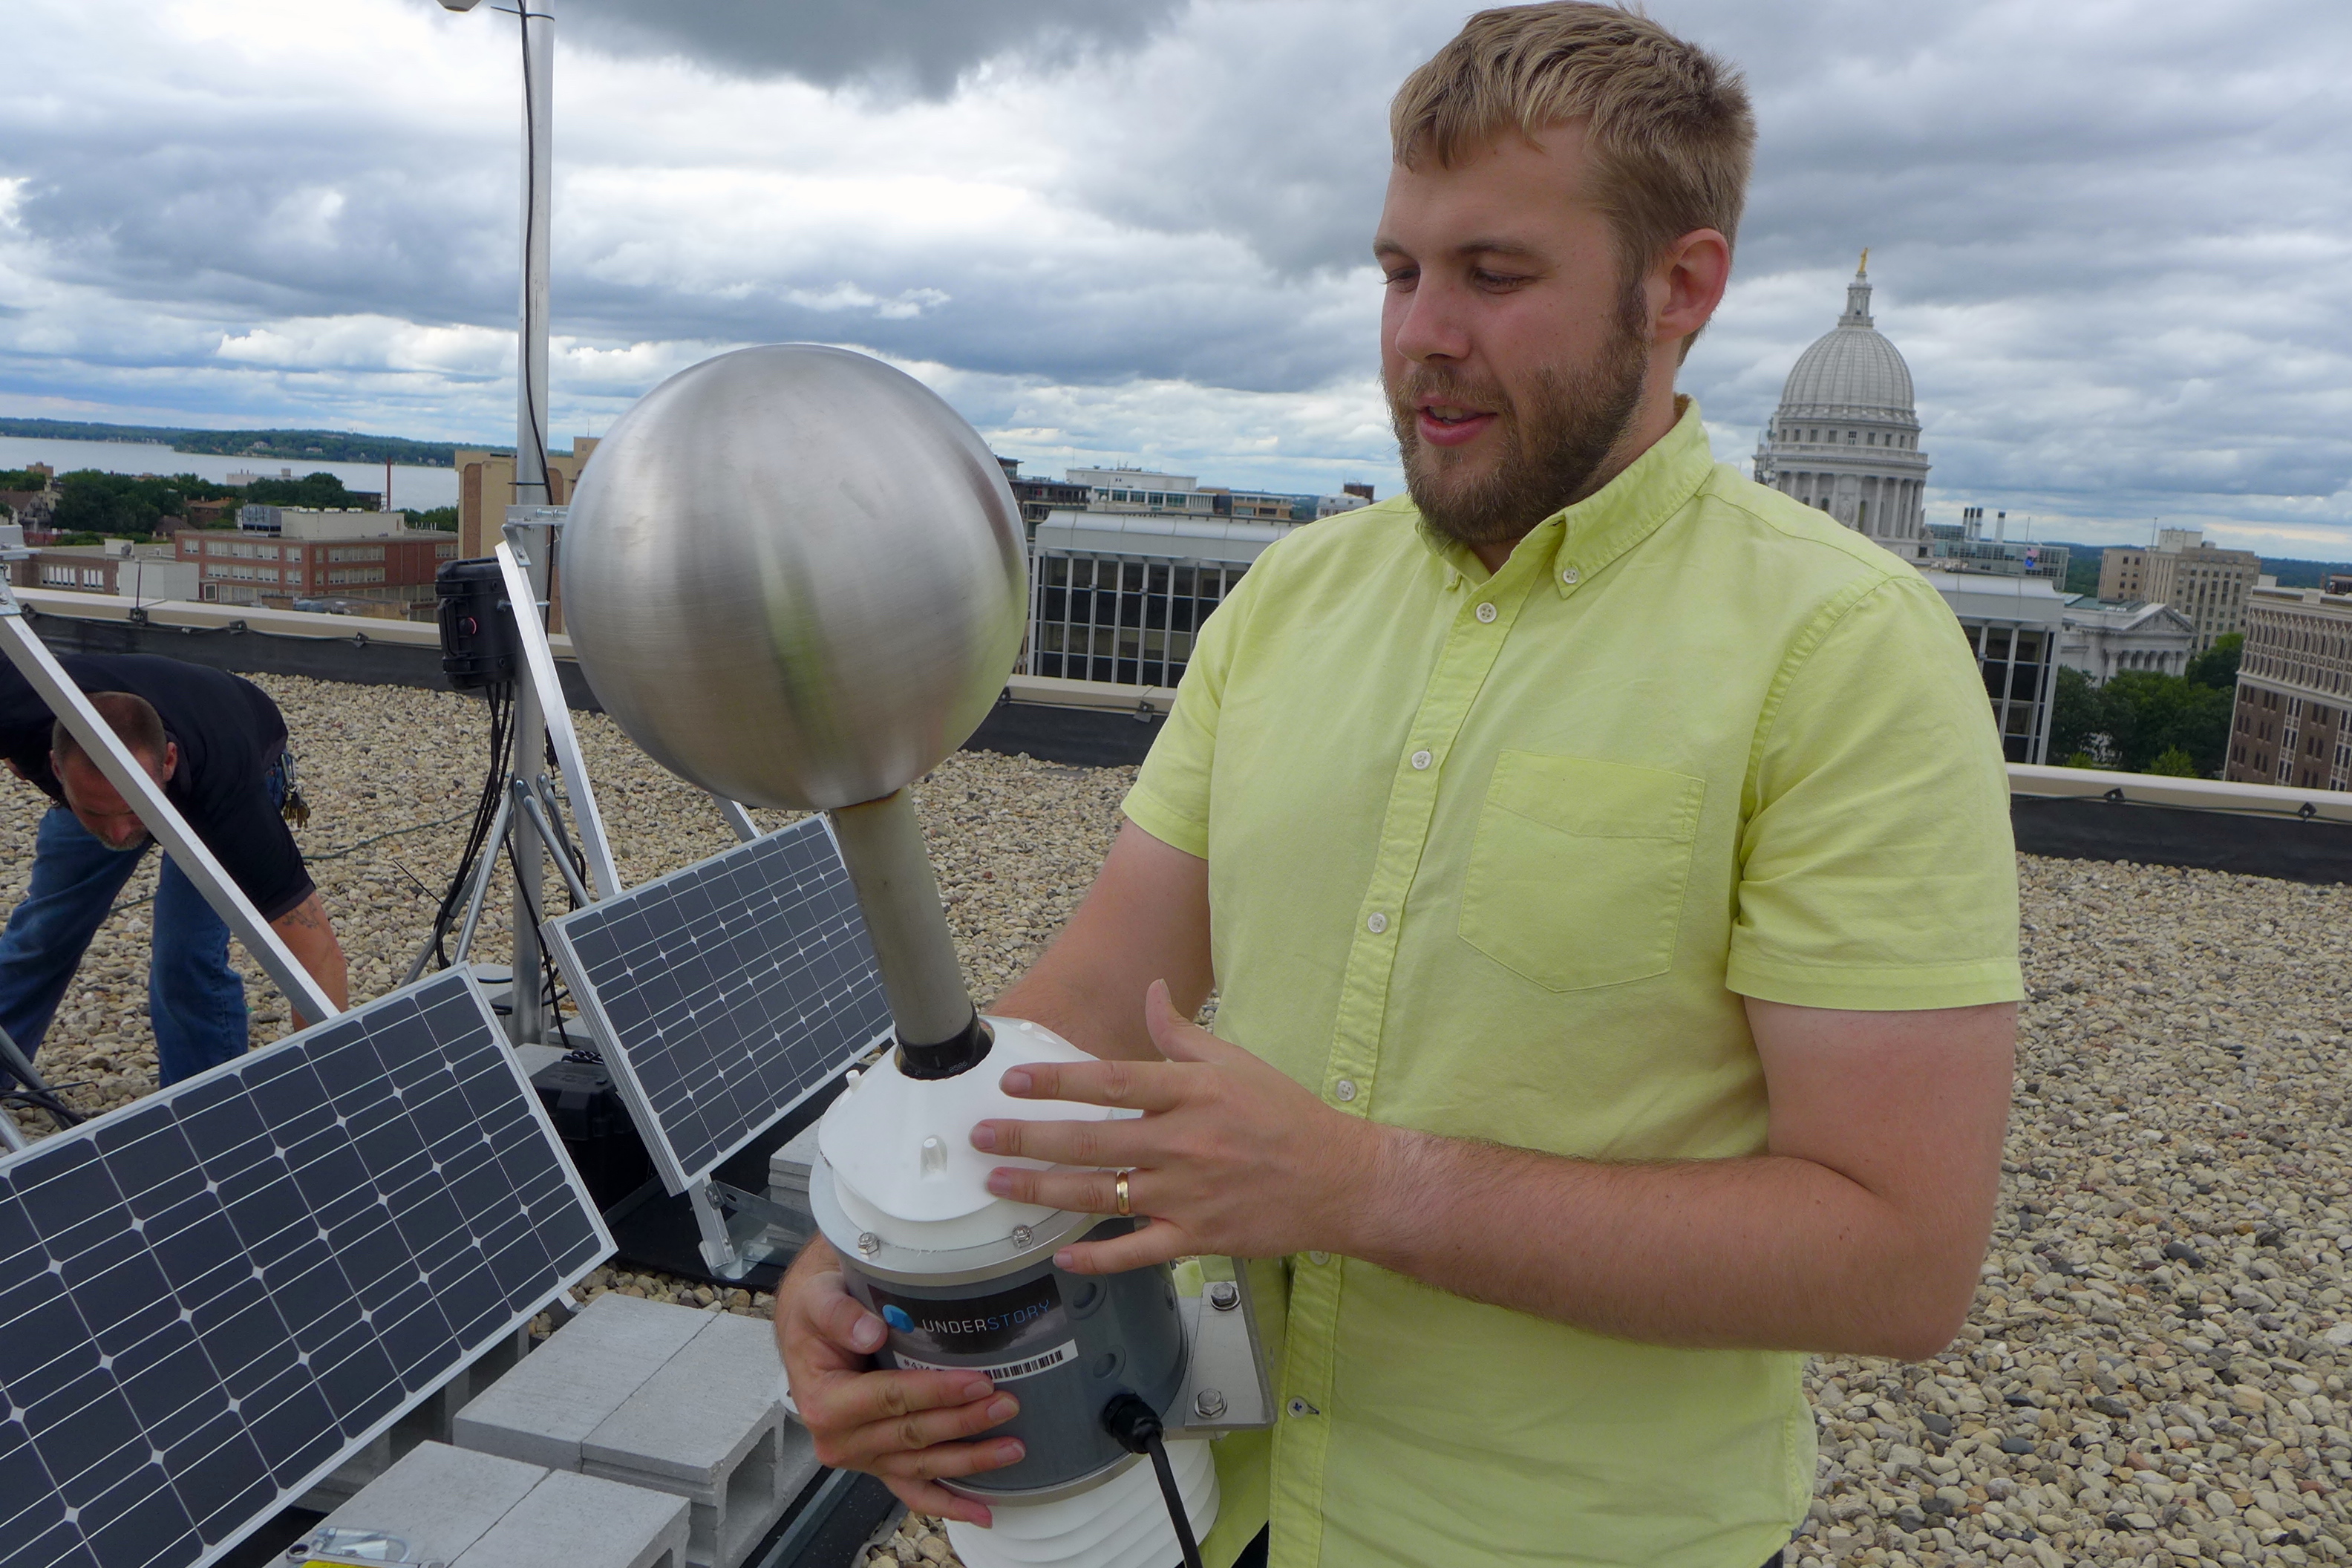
xmin=984 ymin=1161 xmax=1137 ymax=1213
xmin=970 ymin=1114 xmax=1160 ymax=1166
xmin=872 ymin=1431 xmax=1028 ymax=1486
xmin=829 ymin=1388 xmax=1025 ymax=1469
xmin=1144 ymin=979 xmax=1227 ymax=1064
xmin=994 ymin=1054 xmax=1189 ymax=1113
xmin=1055 ymin=1221 xmax=1195 ymax=1276
xmin=884 ymin=1474 xmax=996 ymax=1529
xmin=803 ymin=1366 xmax=1001 ymax=1434
xmin=796 ymin=1270 xmax=886 ymax=1356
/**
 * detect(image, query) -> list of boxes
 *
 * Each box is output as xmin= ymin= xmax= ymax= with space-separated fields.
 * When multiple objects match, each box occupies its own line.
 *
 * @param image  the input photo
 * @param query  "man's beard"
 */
xmin=1390 ymin=296 xmax=1653 ymax=550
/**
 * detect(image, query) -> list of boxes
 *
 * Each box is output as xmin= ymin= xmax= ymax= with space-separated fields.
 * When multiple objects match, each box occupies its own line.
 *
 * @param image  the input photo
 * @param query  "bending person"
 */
xmin=0 ymin=653 xmax=347 ymax=1086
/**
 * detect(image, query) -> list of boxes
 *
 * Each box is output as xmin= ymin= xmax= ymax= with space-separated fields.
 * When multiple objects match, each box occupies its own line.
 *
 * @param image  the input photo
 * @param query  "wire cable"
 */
xmin=1100 ymin=1394 xmax=1203 ymax=1568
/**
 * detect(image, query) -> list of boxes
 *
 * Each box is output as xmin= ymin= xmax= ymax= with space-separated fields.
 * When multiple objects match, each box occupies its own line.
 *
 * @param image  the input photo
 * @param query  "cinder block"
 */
xmin=314 ymin=1440 xmax=548 ymax=1564
xmin=455 ymin=1466 xmax=690 ymax=1568
xmin=316 ymin=1442 xmax=691 ymax=1568
xmin=298 ymin=1324 xmax=536 ymax=1511
xmin=581 ymin=1310 xmax=815 ymax=1568
xmin=454 ymin=1293 xmax=710 ymax=1471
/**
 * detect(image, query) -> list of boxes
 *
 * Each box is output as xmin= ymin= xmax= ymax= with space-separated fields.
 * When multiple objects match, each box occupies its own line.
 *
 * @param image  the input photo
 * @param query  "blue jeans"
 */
xmin=0 ymin=804 xmax=256 ymax=1088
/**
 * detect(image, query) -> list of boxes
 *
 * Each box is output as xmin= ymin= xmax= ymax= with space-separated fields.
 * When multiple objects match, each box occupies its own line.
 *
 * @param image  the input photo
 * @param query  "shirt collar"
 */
xmin=1419 ymin=396 xmax=1716 ymax=596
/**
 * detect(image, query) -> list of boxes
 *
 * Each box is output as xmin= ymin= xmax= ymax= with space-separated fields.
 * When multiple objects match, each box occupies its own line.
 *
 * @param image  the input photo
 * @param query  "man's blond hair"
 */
xmin=1391 ymin=3 xmax=1754 ymax=295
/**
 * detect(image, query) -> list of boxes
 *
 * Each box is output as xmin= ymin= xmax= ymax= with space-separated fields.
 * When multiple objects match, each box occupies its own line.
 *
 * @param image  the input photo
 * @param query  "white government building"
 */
xmin=1751 ymin=255 xmax=1933 ymax=564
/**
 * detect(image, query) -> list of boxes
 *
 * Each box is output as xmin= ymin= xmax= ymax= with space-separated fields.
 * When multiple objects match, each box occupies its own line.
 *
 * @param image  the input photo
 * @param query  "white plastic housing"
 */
xmin=817 ymin=1016 xmax=1134 ymax=1255
xmin=944 ymin=1439 xmax=1218 ymax=1568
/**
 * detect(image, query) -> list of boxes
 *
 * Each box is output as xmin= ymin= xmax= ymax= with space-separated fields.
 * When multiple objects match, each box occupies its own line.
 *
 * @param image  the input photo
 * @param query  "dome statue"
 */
xmin=1752 ymin=255 xmax=1931 ymax=562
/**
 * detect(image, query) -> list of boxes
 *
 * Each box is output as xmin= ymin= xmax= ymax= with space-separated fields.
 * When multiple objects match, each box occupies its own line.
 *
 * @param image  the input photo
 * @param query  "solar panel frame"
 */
xmin=546 ymin=817 xmax=893 ymax=1195
xmin=0 ymin=968 xmax=612 ymax=1568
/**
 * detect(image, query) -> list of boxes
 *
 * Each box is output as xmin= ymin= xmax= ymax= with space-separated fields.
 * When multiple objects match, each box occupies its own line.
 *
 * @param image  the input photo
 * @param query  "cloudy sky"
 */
xmin=4 ymin=0 xmax=2348 ymax=557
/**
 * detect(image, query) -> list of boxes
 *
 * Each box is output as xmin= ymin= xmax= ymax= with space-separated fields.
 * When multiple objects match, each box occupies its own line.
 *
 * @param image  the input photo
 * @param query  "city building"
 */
xmin=1751 ymin=256 xmax=1931 ymax=563
xmin=238 ymin=506 xmax=408 ymax=539
xmin=2055 ymin=599 xmax=2196 ymax=683
xmin=2226 ymin=582 xmax=2352 ymax=790
xmin=1065 ymin=467 xmax=1219 ymax=517
xmin=175 ymin=528 xmax=458 ymax=610
xmin=1919 ymin=569 xmax=2065 ymax=765
xmin=455 ymin=438 xmax=599 ymax=558
xmin=1027 ymin=511 xmax=1286 ymax=687
xmin=1923 ymin=507 xmax=2067 ymax=582
xmin=8 ymin=540 xmax=198 ymax=602
xmin=1316 ymin=485 xmax=1376 ymax=520
xmin=2094 ymin=529 xmax=2261 ymax=653
xmin=996 ymin=457 xmax=1091 ymax=535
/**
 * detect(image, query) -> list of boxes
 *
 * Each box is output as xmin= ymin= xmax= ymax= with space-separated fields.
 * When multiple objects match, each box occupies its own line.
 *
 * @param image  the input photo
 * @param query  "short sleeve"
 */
xmin=195 ymin=781 xmax=315 ymax=922
xmin=1120 ymin=566 xmax=1265 ymax=860
xmin=1725 ymin=575 xmax=2024 ymax=1011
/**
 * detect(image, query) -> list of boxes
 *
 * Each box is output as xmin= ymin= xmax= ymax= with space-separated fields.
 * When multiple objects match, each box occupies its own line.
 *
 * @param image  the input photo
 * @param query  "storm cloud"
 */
xmin=1 ymin=0 xmax=2347 ymax=554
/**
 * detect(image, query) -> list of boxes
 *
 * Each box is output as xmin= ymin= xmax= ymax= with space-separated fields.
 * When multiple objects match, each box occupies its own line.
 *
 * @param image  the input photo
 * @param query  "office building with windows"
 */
xmin=2227 ymin=583 xmax=2352 ymax=790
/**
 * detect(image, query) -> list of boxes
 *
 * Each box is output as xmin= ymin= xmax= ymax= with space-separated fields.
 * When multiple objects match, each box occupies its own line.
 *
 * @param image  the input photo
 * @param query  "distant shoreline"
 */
xmin=0 ymin=416 xmax=512 ymax=469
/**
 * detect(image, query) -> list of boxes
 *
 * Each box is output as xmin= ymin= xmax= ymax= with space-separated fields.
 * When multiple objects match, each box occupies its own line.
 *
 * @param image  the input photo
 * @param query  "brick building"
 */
xmin=2095 ymin=529 xmax=2262 ymax=653
xmin=2226 ymin=583 xmax=2352 ymax=791
xmin=176 ymin=528 xmax=458 ymax=610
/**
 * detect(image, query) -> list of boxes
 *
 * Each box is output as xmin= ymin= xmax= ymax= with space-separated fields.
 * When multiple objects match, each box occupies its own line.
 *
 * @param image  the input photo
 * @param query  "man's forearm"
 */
xmin=1342 ymin=1126 xmax=1981 ymax=1361
xmin=268 ymin=892 xmax=348 ymax=1024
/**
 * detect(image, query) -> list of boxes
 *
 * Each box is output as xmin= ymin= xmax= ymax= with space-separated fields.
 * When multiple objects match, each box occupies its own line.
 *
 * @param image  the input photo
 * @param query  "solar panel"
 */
xmin=546 ymin=817 xmax=892 ymax=1194
xmin=0 ymin=969 xmax=611 ymax=1568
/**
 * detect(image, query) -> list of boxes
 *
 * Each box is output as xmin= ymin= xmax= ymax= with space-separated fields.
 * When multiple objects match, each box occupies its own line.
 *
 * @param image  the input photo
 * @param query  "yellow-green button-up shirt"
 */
xmin=1121 ymin=402 xmax=2023 ymax=1568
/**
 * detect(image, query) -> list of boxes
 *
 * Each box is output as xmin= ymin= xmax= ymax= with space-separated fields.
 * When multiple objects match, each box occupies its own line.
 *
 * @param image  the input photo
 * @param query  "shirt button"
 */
xmin=1334 ymin=1078 xmax=1358 ymax=1102
xmin=1561 ymin=565 xmax=1581 ymax=585
xmin=1287 ymin=1397 xmax=1315 ymax=1418
xmin=1410 ymin=749 xmax=1431 ymax=771
xmin=1307 ymin=1251 xmax=1331 ymax=1266
xmin=1475 ymin=601 xmax=1497 ymax=624
xmin=1365 ymin=912 xmax=1388 ymax=934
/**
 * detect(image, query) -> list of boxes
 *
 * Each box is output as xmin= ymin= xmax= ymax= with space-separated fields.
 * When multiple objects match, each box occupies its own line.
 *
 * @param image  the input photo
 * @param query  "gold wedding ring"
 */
xmin=1115 ymin=1169 xmax=1134 ymax=1218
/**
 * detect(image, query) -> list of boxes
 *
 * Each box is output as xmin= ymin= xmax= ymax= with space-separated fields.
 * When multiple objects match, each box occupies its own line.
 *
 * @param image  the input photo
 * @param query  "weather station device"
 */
xmin=558 ymin=344 xmax=1271 ymax=1568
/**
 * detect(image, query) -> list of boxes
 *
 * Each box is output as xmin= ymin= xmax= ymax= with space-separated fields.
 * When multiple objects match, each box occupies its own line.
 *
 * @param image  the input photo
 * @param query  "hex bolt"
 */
xmin=857 ymin=1232 xmax=882 ymax=1257
xmin=1207 ymin=1281 xmax=1240 ymax=1312
xmin=1194 ymin=1388 xmax=1227 ymax=1420
xmin=1011 ymin=1225 xmax=1034 ymax=1250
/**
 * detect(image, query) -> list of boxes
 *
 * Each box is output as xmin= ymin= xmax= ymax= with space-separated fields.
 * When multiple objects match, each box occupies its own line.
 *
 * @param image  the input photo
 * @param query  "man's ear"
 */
xmin=155 ymin=741 xmax=178 ymax=783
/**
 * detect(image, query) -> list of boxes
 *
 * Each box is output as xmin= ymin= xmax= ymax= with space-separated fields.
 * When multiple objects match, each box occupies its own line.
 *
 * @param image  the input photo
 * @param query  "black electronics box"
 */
xmin=531 ymin=1055 xmax=654 ymax=1210
xmin=436 ymin=558 xmax=520 ymax=690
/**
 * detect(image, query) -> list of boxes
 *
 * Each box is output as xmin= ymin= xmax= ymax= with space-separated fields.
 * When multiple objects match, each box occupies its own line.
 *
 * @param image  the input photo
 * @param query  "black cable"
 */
xmin=1101 ymin=1394 xmax=1203 ymax=1568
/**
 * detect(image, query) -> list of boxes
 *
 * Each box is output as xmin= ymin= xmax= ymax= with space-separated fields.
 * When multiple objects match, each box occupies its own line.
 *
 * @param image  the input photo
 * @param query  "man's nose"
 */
xmin=1390 ymin=279 xmax=1472 ymax=365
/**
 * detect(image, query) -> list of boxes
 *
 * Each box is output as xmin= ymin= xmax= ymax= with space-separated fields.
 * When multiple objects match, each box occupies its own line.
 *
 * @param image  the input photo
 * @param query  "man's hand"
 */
xmin=973 ymin=981 xmax=1374 ymax=1274
xmin=773 ymin=1238 xmax=1028 ymax=1526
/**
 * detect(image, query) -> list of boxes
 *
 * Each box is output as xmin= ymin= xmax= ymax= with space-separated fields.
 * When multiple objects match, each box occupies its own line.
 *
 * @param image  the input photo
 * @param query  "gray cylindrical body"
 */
xmin=826 ymin=791 xmax=974 ymax=1049
xmin=839 ymin=1223 xmax=1188 ymax=1496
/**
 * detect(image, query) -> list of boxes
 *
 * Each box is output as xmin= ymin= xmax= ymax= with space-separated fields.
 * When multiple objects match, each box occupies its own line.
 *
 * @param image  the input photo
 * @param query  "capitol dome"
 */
xmin=1753 ymin=255 xmax=1931 ymax=561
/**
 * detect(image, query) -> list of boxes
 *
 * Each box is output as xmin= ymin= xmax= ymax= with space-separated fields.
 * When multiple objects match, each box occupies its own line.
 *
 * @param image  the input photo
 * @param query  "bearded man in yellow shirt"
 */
xmin=777 ymin=5 xmax=2022 ymax=1565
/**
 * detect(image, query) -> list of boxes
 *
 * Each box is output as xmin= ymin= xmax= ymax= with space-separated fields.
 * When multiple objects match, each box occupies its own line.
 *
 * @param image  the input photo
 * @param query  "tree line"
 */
xmin=2048 ymin=634 xmax=2241 ymax=778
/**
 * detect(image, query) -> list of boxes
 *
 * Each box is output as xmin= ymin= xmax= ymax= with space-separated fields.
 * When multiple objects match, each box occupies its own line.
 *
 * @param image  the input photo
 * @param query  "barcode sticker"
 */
xmin=894 ymin=1339 xmax=1080 ymax=1383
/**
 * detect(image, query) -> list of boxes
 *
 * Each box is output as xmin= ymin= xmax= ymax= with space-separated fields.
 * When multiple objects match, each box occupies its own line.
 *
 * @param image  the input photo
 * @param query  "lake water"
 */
xmin=0 ymin=434 xmax=461 ymax=511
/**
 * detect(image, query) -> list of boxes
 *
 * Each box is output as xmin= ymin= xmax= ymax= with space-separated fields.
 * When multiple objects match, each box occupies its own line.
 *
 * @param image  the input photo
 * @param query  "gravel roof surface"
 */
xmin=6 ymin=673 xmax=2351 ymax=1567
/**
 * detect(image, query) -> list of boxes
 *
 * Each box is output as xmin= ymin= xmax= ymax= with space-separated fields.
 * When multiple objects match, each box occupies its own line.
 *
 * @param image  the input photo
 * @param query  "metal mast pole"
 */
xmin=508 ymin=1 xmax=554 ymax=1043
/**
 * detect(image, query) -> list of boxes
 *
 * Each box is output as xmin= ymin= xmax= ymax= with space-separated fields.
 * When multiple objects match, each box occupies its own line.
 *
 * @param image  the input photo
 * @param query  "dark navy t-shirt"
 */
xmin=0 ymin=653 xmax=313 ymax=919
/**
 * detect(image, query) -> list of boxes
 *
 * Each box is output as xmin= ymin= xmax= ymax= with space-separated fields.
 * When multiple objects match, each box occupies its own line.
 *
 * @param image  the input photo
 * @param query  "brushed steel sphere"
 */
xmin=561 ymin=344 xmax=1028 ymax=811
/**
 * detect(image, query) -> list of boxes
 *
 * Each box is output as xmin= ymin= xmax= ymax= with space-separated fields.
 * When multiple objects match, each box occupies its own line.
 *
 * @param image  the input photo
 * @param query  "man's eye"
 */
xmin=1474 ymin=270 xmax=1530 ymax=290
xmin=1383 ymin=268 xmax=1419 ymax=289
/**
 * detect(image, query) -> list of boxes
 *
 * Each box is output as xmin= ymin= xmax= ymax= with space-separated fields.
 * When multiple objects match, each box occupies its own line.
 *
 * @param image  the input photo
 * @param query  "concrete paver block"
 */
xmin=454 ymin=1466 xmax=690 ymax=1568
xmin=314 ymin=1440 xmax=548 ymax=1565
xmin=454 ymin=1293 xmax=710 ymax=1471
xmin=581 ymin=1310 xmax=814 ymax=1568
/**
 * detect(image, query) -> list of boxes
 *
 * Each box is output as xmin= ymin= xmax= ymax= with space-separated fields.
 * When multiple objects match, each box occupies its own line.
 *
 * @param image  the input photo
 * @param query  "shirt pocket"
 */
xmin=1457 ymin=751 xmax=1706 ymax=993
